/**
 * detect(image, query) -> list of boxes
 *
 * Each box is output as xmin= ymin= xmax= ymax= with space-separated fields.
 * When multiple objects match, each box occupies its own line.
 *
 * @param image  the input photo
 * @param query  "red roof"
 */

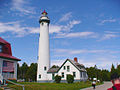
xmin=0 ymin=53 xmax=21 ymax=61
xmin=0 ymin=37 xmax=9 ymax=44
xmin=0 ymin=37 xmax=21 ymax=61
xmin=42 ymin=10 xmax=48 ymax=15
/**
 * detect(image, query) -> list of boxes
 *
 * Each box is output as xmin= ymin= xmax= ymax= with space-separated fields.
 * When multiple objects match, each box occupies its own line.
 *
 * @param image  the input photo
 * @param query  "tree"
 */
xmin=86 ymin=67 xmax=96 ymax=80
xmin=26 ymin=63 xmax=37 ymax=81
xmin=111 ymin=64 xmax=117 ymax=75
xmin=21 ymin=62 xmax=29 ymax=80
xmin=66 ymin=74 xmax=74 ymax=83
xmin=101 ymin=69 xmax=110 ymax=81
xmin=54 ymin=75 xmax=61 ymax=83
xmin=51 ymin=65 xmax=59 ymax=68
xmin=86 ymin=65 xmax=110 ymax=81
xmin=116 ymin=64 xmax=120 ymax=76
xmin=17 ymin=63 xmax=21 ymax=79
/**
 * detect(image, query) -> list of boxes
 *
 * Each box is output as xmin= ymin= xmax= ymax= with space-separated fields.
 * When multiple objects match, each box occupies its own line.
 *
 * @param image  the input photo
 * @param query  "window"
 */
xmin=0 ymin=45 xmax=2 ymax=53
xmin=63 ymin=66 xmax=66 ymax=70
xmin=67 ymin=66 xmax=70 ymax=72
xmin=44 ymin=66 xmax=47 ymax=71
xmin=3 ymin=61 xmax=7 ymax=67
xmin=41 ymin=22 xmax=44 ymax=26
xmin=80 ymin=72 xmax=82 ymax=78
xmin=73 ymin=72 xmax=76 ymax=78
xmin=52 ymin=74 xmax=55 ymax=80
xmin=62 ymin=72 xmax=64 ymax=78
xmin=39 ymin=74 xmax=41 ymax=78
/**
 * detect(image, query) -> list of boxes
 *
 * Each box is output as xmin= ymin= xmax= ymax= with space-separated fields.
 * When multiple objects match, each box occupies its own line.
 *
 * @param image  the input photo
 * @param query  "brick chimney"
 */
xmin=74 ymin=57 xmax=78 ymax=62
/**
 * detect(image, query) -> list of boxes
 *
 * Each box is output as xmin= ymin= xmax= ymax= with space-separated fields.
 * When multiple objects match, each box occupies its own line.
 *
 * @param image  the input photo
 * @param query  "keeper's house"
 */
xmin=0 ymin=37 xmax=21 ymax=80
xmin=47 ymin=58 xmax=88 ymax=82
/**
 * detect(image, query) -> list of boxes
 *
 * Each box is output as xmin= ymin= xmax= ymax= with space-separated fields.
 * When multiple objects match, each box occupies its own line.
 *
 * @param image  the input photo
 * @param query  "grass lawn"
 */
xmin=8 ymin=81 xmax=102 ymax=90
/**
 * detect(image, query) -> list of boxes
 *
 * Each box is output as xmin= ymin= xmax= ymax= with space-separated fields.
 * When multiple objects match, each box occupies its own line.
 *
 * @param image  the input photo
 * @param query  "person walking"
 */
xmin=92 ymin=80 xmax=96 ymax=89
xmin=0 ymin=80 xmax=1 ymax=87
xmin=107 ymin=72 xmax=120 ymax=90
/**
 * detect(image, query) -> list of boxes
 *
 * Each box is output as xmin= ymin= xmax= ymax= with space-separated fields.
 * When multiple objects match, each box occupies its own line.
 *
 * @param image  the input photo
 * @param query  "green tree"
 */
xmin=116 ymin=64 xmax=120 ymax=76
xmin=26 ymin=63 xmax=37 ymax=81
xmin=54 ymin=75 xmax=61 ymax=83
xmin=86 ymin=67 xmax=96 ymax=80
xmin=21 ymin=62 xmax=29 ymax=80
xmin=111 ymin=64 xmax=117 ymax=75
xmin=51 ymin=65 xmax=59 ymax=68
xmin=66 ymin=74 xmax=74 ymax=83
xmin=17 ymin=63 xmax=21 ymax=79
xmin=86 ymin=65 xmax=110 ymax=81
xmin=101 ymin=69 xmax=110 ymax=81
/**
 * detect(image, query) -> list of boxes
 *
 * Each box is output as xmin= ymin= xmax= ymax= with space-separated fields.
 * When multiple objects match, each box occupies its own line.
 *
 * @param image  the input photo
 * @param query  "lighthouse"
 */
xmin=37 ymin=10 xmax=50 ymax=82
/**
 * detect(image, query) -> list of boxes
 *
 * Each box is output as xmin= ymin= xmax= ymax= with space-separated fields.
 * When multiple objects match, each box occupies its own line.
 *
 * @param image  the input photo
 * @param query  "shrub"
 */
xmin=66 ymin=74 xmax=74 ymax=83
xmin=54 ymin=75 xmax=61 ymax=83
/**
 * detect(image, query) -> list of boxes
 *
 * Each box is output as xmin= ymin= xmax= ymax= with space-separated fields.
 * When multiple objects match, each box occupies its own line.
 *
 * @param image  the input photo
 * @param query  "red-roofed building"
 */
xmin=0 ymin=37 xmax=21 ymax=80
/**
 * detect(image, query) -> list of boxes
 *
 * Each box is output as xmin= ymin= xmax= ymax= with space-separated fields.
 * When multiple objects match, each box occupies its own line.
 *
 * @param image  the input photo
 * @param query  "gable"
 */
xmin=57 ymin=59 xmax=81 ymax=72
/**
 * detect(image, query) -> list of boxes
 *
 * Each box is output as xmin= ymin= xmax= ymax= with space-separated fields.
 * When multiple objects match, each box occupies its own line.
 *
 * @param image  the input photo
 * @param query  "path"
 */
xmin=80 ymin=82 xmax=113 ymax=90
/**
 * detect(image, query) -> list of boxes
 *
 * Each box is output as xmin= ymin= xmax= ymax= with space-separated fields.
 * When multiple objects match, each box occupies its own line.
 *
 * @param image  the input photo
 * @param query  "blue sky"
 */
xmin=0 ymin=0 xmax=120 ymax=70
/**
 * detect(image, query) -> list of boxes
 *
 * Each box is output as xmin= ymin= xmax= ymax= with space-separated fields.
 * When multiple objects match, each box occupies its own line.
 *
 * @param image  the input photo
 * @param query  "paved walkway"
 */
xmin=81 ymin=82 xmax=113 ymax=90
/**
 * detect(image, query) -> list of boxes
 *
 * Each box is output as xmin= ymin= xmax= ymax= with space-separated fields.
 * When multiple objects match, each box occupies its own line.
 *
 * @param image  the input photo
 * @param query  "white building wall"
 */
xmin=14 ymin=61 xmax=17 ymax=79
xmin=0 ymin=59 xmax=3 ymax=75
xmin=57 ymin=61 xmax=80 ymax=80
xmin=37 ymin=16 xmax=50 ymax=81
xmin=79 ymin=71 xmax=88 ymax=81
xmin=0 ymin=59 xmax=3 ymax=80
xmin=47 ymin=73 xmax=52 ymax=80
xmin=47 ymin=73 xmax=57 ymax=81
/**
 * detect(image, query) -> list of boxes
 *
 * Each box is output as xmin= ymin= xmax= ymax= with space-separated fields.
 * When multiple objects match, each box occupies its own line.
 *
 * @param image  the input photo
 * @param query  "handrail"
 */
xmin=5 ymin=79 xmax=25 ymax=90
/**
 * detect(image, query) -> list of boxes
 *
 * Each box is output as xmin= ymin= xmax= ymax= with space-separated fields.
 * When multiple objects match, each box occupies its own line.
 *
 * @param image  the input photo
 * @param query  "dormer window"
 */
xmin=0 ymin=45 xmax=2 ymax=53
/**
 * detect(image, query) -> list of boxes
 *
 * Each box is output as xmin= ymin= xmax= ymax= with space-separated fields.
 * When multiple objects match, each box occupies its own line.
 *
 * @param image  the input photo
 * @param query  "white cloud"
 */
xmin=0 ymin=21 xmax=28 ymax=37
xmin=64 ymin=20 xmax=81 ymax=30
xmin=55 ymin=32 xmax=97 ymax=38
xmin=0 ymin=20 xmax=119 ymax=41
xmin=102 ymin=34 xmax=118 ymax=40
xmin=49 ymin=25 xmax=63 ymax=34
xmin=79 ymin=58 xmax=118 ymax=70
xmin=52 ymin=48 xmax=120 ymax=70
xmin=105 ymin=31 xmax=120 ymax=34
xmin=99 ymin=31 xmax=120 ymax=41
xmin=0 ymin=20 xmax=81 ymax=37
xmin=29 ymin=20 xmax=81 ymax=34
xmin=28 ymin=27 xmax=40 ymax=34
xmin=51 ymin=60 xmax=64 ymax=67
xmin=59 ymin=12 xmax=72 ymax=22
xmin=53 ymin=49 xmax=120 ymax=55
xmin=50 ymin=57 xmax=119 ymax=70
xmin=64 ymin=32 xmax=95 ymax=38
xmin=11 ymin=0 xmax=36 ymax=15
xmin=98 ymin=18 xmax=116 ymax=25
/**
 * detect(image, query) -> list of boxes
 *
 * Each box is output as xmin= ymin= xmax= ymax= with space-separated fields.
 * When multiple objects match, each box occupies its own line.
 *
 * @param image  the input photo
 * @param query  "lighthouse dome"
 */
xmin=39 ymin=10 xmax=50 ymax=24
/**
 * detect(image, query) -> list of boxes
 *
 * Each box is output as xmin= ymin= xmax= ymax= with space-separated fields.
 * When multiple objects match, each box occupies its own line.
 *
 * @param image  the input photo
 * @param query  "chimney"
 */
xmin=74 ymin=57 xmax=78 ymax=62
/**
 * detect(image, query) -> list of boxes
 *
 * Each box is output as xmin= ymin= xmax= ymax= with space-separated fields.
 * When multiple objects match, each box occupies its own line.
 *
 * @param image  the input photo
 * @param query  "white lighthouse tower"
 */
xmin=37 ymin=10 xmax=50 ymax=82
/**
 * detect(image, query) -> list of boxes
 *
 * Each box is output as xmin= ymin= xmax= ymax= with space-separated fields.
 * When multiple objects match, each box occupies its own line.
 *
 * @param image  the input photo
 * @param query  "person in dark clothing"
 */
xmin=0 ymin=80 xmax=1 ymax=87
xmin=107 ymin=72 xmax=120 ymax=90
xmin=92 ymin=80 xmax=96 ymax=89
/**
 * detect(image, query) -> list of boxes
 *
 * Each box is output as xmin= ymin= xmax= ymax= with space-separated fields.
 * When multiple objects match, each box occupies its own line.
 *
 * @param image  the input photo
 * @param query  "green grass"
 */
xmin=8 ymin=81 xmax=102 ymax=90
